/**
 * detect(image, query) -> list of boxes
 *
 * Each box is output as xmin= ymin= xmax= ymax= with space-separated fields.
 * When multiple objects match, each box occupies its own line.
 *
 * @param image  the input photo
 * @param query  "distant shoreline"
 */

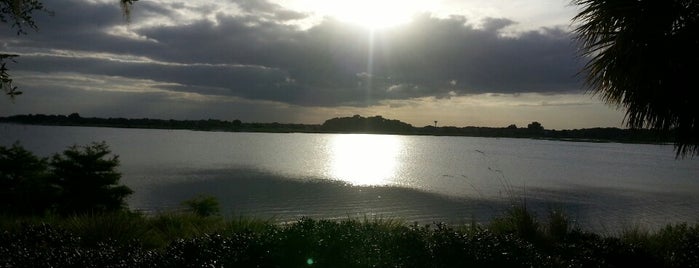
xmin=0 ymin=113 xmax=673 ymax=145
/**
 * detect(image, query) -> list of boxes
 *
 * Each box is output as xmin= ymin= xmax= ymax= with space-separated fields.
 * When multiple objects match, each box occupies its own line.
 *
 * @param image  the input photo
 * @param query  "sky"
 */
xmin=0 ymin=0 xmax=627 ymax=129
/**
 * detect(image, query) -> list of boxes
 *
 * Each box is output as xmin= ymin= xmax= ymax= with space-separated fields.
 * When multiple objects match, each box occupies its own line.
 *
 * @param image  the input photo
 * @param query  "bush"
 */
xmin=0 ymin=223 xmax=155 ymax=267
xmin=0 ymin=143 xmax=54 ymax=215
xmin=1 ymin=142 xmax=132 ymax=216
xmin=2 ymin=215 xmax=699 ymax=267
xmin=50 ymin=142 xmax=133 ymax=215
xmin=545 ymin=208 xmax=572 ymax=242
xmin=181 ymin=195 xmax=221 ymax=217
xmin=489 ymin=204 xmax=540 ymax=242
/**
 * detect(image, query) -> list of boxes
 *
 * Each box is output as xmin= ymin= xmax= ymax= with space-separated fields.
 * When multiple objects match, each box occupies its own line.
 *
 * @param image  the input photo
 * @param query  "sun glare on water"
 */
xmin=301 ymin=0 xmax=431 ymax=29
xmin=329 ymin=134 xmax=404 ymax=186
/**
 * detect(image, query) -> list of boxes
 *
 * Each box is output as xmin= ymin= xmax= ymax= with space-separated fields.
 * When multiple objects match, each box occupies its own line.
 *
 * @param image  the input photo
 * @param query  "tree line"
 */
xmin=0 ymin=113 xmax=674 ymax=144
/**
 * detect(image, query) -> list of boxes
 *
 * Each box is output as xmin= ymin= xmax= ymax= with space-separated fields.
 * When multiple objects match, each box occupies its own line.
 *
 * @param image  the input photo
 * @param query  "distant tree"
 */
xmin=50 ymin=142 xmax=132 ymax=214
xmin=321 ymin=115 xmax=414 ymax=133
xmin=507 ymin=124 xmax=518 ymax=129
xmin=232 ymin=119 xmax=242 ymax=127
xmin=0 ymin=142 xmax=54 ymax=215
xmin=68 ymin=112 xmax=81 ymax=120
xmin=573 ymin=0 xmax=699 ymax=157
xmin=527 ymin=122 xmax=544 ymax=131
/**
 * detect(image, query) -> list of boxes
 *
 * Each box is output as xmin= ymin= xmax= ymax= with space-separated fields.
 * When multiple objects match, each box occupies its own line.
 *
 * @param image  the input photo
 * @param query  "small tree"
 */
xmin=50 ymin=142 xmax=132 ymax=214
xmin=181 ymin=194 xmax=221 ymax=217
xmin=0 ymin=142 xmax=53 ymax=215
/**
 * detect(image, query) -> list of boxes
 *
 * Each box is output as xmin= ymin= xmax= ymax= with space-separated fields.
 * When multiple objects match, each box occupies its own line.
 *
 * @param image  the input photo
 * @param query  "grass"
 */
xmin=2 ymin=207 xmax=699 ymax=267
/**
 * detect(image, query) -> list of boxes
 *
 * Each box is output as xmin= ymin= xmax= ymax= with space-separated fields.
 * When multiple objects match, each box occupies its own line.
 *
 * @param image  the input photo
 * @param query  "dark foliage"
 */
xmin=321 ymin=115 xmax=416 ymax=134
xmin=0 ymin=0 xmax=46 ymax=35
xmin=1 ymin=114 xmax=675 ymax=144
xmin=428 ymin=223 xmax=543 ymax=267
xmin=1 ymin=0 xmax=50 ymax=99
xmin=527 ymin=121 xmax=544 ymax=132
xmin=4 ymin=217 xmax=698 ymax=267
xmin=50 ymin=142 xmax=133 ymax=215
xmin=1 ymin=54 xmax=21 ymax=99
xmin=0 ymin=224 xmax=155 ymax=268
xmin=119 ymin=0 xmax=138 ymax=21
xmin=0 ymin=142 xmax=132 ymax=216
xmin=0 ymin=142 xmax=53 ymax=215
xmin=573 ymin=0 xmax=699 ymax=157
xmin=181 ymin=195 xmax=221 ymax=217
xmin=0 ymin=113 xmax=267 ymax=132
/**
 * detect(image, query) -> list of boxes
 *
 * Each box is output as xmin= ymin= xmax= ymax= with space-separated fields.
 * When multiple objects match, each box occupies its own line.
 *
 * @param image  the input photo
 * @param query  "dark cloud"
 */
xmin=1 ymin=0 xmax=584 ymax=107
xmin=234 ymin=0 xmax=307 ymax=21
xmin=480 ymin=17 xmax=516 ymax=31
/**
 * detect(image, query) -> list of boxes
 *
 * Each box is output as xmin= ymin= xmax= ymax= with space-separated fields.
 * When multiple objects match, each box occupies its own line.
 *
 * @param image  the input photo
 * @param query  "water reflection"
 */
xmin=329 ymin=134 xmax=403 ymax=186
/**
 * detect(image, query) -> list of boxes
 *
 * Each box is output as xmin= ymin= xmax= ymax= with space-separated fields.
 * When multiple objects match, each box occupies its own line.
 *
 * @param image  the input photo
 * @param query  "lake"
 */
xmin=2 ymin=123 xmax=698 ymax=233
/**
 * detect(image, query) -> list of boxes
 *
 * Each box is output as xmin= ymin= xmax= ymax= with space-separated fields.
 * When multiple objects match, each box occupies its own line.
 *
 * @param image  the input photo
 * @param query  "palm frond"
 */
xmin=572 ymin=0 xmax=699 ymax=157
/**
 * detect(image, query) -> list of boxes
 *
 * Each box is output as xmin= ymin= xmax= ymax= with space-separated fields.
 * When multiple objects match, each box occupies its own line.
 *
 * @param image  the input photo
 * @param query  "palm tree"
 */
xmin=573 ymin=0 xmax=699 ymax=157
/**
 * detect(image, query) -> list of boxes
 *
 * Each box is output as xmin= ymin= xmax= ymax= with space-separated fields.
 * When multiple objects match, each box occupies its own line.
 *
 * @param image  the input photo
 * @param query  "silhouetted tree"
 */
xmin=527 ymin=122 xmax=544 ymax=131
xmin=67 ymin=112 xmax=80 ymax=120
xmin=50 ymin=142 xmax=132 ymax=214
xmin=0 ymin=142 xmax=54 ymax=215
xmin=573 ymin=0 xmax=699 ymax=157
xmin=321 ymin=115 xmax=414 ymax=133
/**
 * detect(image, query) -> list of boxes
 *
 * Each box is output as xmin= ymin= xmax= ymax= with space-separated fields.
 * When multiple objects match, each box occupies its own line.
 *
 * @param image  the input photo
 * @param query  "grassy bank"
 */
xmin=2 ymin=207 xmax=698 ymax=267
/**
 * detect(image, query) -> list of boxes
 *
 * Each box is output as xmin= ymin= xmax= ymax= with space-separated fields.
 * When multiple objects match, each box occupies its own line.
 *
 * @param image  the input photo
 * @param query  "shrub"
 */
xmin=50 ymin=142 xmax=132 ymax=215
xmin=489 ymin=204 xmax=540 ymax=242
xmin=181 ymin=194 xmax=221 ymax=217
xmin=545 ymin=208 xmax=571 ymax=242
xmin=0 ymin=142 xmax=54 ymax=215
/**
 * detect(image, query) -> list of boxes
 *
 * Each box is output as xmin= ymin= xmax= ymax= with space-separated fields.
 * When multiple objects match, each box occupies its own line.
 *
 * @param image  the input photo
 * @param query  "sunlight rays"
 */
xmin=365 ymin=29 xmax=376 ymax=104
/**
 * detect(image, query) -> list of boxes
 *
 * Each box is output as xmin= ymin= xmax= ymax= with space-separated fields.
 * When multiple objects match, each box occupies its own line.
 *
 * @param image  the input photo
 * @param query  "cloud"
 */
xmin=480 ymin=17 xmax=516 ymax=32
xmin=1 ymin=0 xmax=584 ymax=108
xmin=234 ymin=0 xmax=308 ymax=21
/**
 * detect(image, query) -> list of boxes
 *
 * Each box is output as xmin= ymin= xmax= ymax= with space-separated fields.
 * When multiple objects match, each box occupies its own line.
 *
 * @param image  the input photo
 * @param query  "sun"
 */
xmin=302 ymin=0 xmax=430 ymax=29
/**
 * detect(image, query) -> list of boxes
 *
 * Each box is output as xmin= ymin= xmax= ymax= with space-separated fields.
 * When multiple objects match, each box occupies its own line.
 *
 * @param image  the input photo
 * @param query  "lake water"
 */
xmin=2 ymin=123 xmax=698 ymax=233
